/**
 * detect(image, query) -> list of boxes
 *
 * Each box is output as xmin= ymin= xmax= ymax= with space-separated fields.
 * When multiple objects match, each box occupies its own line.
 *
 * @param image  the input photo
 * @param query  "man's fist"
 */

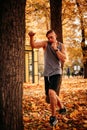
xmin=28 ymin=31 xmax=35 ymax=36
xmin=51 ymin=42 xmax=58 ymax=51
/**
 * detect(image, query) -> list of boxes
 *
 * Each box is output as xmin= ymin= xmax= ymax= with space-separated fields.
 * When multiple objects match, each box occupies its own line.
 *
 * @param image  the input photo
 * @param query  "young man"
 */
xmin=28 ymin=30 xmax=66 ymax=126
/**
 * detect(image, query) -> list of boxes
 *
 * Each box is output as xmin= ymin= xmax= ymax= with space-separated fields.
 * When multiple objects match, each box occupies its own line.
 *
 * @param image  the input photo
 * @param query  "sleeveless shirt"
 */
xmin=44 ymin=42 xmax=62 ymax=76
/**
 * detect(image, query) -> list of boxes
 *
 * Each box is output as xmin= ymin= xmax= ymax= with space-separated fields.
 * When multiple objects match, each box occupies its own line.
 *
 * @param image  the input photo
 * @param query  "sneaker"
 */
xmin=49 ymin=116 xmax=58 ymax=126
xmin=59 ymin=107 xmax=66 ymax=115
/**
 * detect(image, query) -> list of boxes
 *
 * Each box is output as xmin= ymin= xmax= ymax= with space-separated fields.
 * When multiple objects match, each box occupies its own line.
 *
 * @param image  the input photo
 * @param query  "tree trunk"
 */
xmin=84 ymin=61 xmax=87 ymax=78
xmin=0 ymin=0 xmax=26 ymax=130
xmin=49 ymin=0 xmax=63 ymax=94
xmin=76 ymin=0 xmax=87 ymax=78
xmin=49 ymin=0 xmax=63 ymax=42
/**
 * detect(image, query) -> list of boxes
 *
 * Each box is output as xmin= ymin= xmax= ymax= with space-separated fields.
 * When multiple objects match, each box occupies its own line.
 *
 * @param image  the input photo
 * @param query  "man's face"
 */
xmin=47 ymin=32 xmax=57 ymax=43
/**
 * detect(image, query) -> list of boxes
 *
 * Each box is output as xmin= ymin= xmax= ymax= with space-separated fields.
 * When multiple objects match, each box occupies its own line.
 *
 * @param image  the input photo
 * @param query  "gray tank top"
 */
xmin=44 ymin=42 xmax=62 ymax=76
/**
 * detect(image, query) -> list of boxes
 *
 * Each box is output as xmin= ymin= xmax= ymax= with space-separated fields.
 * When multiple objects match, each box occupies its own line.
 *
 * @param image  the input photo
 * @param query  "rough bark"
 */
xmin=0 ymin=0 xmax=26 ymax=130
xmin=49 ymin=0 xmax=63 ymax=92
xmin=49 ymin=0 xmax=63 ymax=42
xmin=76 ymin=0 xmax=87 ymax=78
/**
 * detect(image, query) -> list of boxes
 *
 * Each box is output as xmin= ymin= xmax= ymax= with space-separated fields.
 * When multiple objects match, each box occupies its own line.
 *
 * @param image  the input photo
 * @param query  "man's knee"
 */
xmin=49 ymin=89 xmax=56 ymax=98
xmin=49 ymin=89 xmax=57 ymax=106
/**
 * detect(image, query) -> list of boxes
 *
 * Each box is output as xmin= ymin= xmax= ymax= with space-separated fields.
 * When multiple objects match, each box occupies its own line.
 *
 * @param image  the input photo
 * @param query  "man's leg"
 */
xmin=49 ymin=89 xmax=58 ymax=126
xmin=49 ymin=89 xmax=65 ymax=116
xmin=56 ymin=76 xmax=66 ymax=114
xmin=44 ymin=75 xmax=62 ymax=104
xmin=56 ymin=95 xmax=66 ymax=114
xmin=44 ymin=76 xmax=50 ymax=103
xmin=56 ymin=75 xmax=62 ymax=96
xmin=49 ymin=89 xmax=57 ymax=116
xmin=48 ymin=74 xmax=63 ymax=116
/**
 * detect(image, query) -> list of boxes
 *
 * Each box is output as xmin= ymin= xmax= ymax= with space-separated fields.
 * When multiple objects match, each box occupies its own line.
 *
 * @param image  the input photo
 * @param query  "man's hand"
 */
xmin=28 ymin=31 xmax=35 ymax=37
xmin=51 ymin=42 xmax=58 ymax=51
xmin=28 ymin=31 xmax=36 ymax=48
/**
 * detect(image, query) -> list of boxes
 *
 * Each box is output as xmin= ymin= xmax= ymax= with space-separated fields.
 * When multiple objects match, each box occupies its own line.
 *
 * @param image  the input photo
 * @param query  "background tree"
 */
xmin=25 ymin=0 xmax=87 ymax=77
xmin=76 ymin=0 xmax=87 ymax=78
xmin=49 ymin=0 xmax=63 ymax=42
xmin=62 ymin=0 xmax=87 ymax=77
xmin=0 ymin=0 xmax=26 ymax=130
xmin=25 ymin=0 xmax=50 ymax=42
xmin=49 ymin=0 xmax=64 ymax=71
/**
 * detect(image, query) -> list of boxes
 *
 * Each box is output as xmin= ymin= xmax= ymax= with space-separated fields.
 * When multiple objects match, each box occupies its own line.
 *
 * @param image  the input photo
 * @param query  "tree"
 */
xmin=25 ymin=0 xmax=50 ymax=41
xmin=49 ymin=0 xmax=63 ymax=94
xmin=49 ymin=0 xmax=64 ymax=72
xmin=76 ymin=0 xmax=87 ymax=78
xmin=49 ymin=0 xmax=63 ymax=42
xmin=62 ymin=0 xmax=87 ymax=78
xmin=0 ymin=0 xmax=26 ymax=130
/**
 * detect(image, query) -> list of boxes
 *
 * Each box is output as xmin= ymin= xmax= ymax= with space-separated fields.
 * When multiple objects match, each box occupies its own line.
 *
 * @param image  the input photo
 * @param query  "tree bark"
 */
xmin=0 ymin=0 xmax=26 ymax=130
xmin=84 ymin=61 xmax=87 ymax=78
xmin=49 ymin=0 xmax=63 ymax=42
xmin=49 ymin=0 xmax=63 ymax=94
xmin=76 ymin=0 xmax=87 ymax=78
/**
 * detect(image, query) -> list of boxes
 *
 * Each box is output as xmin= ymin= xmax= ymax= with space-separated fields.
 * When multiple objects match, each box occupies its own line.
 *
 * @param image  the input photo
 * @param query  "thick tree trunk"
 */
xmin=76 ymin=0 xmax=87 ymax=78
xmin=84 ymin=61 xmax=87 ymax=78
xmin=49 ymin=0 xmax=64 ymax=71
xmin=0 ymin=0 xmax=26 ymax=130
xmin=49 ymin=0 xmax=63 ymax=93
xmin=49 ymin=0 xmax=63 ymax=42
xmin=81 ymin=40 xmax=87 ymax=78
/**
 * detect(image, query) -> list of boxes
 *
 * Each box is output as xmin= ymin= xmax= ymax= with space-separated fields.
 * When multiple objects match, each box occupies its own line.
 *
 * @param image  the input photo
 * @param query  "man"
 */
xmin=28 ymin=30 xmax=66 ymax=126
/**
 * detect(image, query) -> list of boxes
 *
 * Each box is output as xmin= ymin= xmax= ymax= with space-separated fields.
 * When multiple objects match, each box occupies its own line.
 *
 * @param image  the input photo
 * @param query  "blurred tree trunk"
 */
xmin=76 ymin=0 xmax=87 ymax=78
xmin=0 ymin=0 xmax=26 ymax=130
xmin=49 ymin=0 xmax=63 ymax=43
xmin=49 ymin=0 xmax=63 ymax=93
xmin=49 ymin=0 xmax=63 ymax=71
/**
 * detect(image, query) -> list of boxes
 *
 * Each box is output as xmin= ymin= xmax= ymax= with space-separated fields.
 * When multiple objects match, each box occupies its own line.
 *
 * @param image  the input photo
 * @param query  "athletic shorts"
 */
xmin=44 ymin=74 xmax=62 ymax=96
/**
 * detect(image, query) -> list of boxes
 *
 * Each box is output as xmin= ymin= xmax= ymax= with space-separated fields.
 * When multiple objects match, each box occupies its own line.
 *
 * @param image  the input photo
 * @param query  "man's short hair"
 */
xmin=46 ymin=30 xmax=55 ymax=37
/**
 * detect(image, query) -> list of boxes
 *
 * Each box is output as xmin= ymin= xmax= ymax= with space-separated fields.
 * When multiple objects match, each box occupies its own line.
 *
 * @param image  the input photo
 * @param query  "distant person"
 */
xmin=66 ymin=67 xmax=70 ymax=78
xmin=28 ymin=30 xmax=66 ymax=126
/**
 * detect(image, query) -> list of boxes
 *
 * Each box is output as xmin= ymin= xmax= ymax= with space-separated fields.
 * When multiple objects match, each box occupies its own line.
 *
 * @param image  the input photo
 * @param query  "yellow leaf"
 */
xmin=70 ymin=110 xmax=79 ymax=118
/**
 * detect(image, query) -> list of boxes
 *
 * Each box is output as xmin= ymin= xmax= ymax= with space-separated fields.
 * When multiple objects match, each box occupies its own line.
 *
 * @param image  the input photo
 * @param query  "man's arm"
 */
xmin=51 ymin=42 xmax=66 ymax=63
xmin=56 ymin=44 xmax=66 ymax=63
xmin=28 ymin=31 xmax=47 ymax=49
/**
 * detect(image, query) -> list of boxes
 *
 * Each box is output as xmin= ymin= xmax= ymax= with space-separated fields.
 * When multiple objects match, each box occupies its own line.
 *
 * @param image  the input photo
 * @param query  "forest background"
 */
xmin=26 ymin=0 xmax=87 ymax=77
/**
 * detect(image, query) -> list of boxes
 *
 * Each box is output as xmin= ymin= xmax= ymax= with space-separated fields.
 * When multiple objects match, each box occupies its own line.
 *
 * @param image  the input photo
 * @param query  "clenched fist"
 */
xmin=28 ymin=31 xmax=36 ymax=37
xmin=51 ymin=42 xmax=58 ymax=51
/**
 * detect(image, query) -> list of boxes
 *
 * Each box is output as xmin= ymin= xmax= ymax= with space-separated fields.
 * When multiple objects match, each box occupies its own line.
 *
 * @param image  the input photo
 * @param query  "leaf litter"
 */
xmin=23 ymin=77 xmax=87 ymax=130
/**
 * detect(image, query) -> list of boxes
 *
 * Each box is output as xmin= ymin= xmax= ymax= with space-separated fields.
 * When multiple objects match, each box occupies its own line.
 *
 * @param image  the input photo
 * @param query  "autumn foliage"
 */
xmin=23 ymin=77 xmax=87 ymax=130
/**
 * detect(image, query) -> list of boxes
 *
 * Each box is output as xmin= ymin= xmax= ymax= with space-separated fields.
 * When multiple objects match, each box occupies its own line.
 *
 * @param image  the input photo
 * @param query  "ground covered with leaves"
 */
xmin=23 ymin=77 xmax=87 ymax=130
